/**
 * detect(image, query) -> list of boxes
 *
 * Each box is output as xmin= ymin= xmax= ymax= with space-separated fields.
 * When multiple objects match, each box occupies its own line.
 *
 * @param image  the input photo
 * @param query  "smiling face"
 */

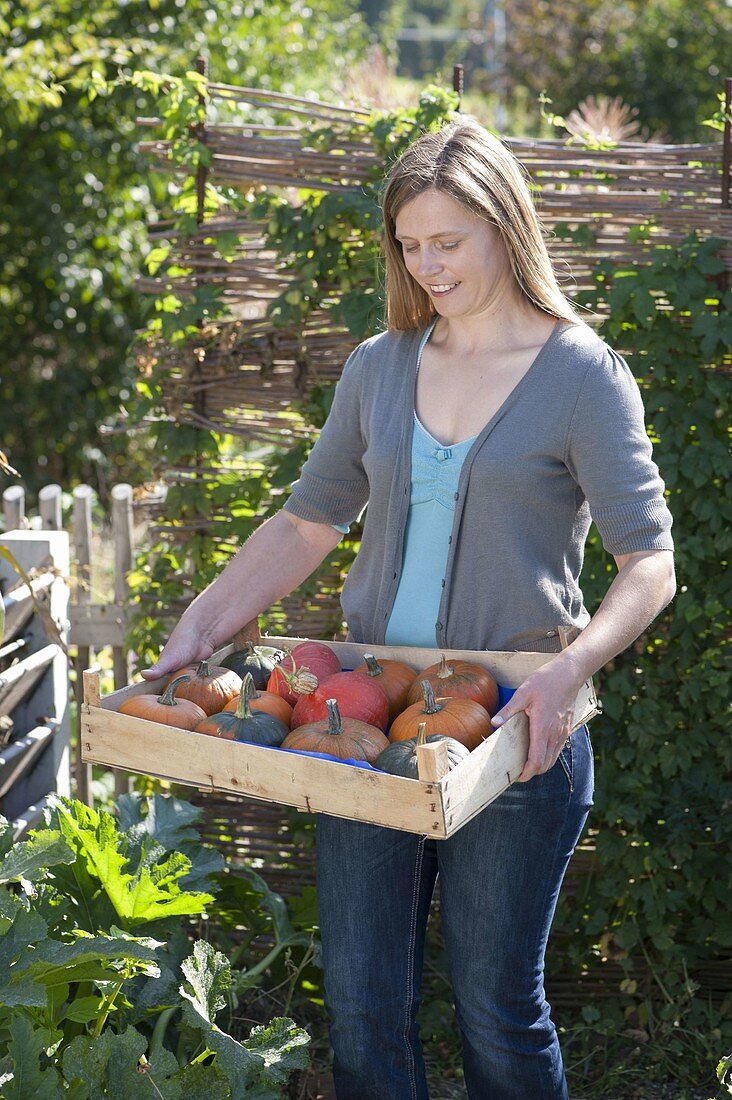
xmin=393 ymin=188 xmax=519 ymax=319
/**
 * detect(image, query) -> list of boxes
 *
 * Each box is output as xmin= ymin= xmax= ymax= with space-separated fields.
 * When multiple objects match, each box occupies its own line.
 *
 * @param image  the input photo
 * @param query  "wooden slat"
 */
xmin=2 ymin=574 xmax=55 ymax=643
xmin=0 ymin=644 xmax=60 ymax=716
xmin=69 ymin=603 xmax=128 ymax=648
xmin=80 ymin=707 xmax=447 ymax=835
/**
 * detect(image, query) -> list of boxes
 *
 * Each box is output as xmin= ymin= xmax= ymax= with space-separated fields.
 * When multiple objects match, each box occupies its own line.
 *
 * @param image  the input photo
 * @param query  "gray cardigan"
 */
xmin=283 ymin=321 xmax=674 ymax=653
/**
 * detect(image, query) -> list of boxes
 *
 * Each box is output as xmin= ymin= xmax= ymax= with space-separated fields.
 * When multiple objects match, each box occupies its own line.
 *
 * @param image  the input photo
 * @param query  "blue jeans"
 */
xmin=315 ymin=725 xmax=594 ymax=1100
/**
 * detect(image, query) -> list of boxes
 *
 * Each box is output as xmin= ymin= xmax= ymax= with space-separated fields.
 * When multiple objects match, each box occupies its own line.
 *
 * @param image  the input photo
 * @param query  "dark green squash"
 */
xmin=221 ymin=641 xmax=284 ymax=690
xmin=375 ymin=722 xmax=469 ymax=779
xmin=195 ymin=673 xmax=288 ymax=746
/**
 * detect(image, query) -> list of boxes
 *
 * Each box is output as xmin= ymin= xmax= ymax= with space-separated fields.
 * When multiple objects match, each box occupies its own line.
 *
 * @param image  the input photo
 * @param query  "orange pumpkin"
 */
xmin=224 ymin=685 xmax=293 ymax=727
xmin=165 ymin=659 xmax=242 ymax=715
xmin=405 ymin=655 xmax=499 ymax=716
xmin=118 ymin=675 xmax=207 ymax=731
xmin=283 ymin=698 xmax=388 ymax=763
xmin=351 ymin=653 xmax=418 ymax=722
xmin=389 ymin=680 xmax=493 ymax=751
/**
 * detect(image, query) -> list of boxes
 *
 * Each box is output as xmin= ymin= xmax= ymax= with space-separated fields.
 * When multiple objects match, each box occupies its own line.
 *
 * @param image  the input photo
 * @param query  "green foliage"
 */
xmin=0 ymin=793 xmax=309 ymax=1097
xmin=504 ymin=0 xmax=729 ymax=142
xmin=547 ymin=232 xmax=731 ymax=1080
xmin=0 ymin=0 xmax=367 ymax=500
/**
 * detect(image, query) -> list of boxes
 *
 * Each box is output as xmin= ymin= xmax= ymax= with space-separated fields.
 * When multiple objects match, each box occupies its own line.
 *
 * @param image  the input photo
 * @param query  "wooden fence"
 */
xmin=2 ymin=482 xmax=134 ymax=807
xmin=0 ymin=519 xmax=70 ymax=837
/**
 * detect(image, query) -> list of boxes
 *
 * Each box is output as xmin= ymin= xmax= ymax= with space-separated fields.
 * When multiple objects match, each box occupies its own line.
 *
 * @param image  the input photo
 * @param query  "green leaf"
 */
xmin=49 ymin=798 xmax=214 ymax=927
xmin=179 ymin=940 xmax=231 ymax=1024
xmin=241 ymin=1017 xmax=311 ymax=1085
xmin=1 ymin=1013 xmax=64 ymax=1100
xmin=0 ymin=828 xmax=75 ymax=887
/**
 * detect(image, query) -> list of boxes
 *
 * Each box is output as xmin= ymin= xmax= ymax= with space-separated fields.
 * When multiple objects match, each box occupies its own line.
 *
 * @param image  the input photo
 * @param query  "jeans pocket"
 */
xmin=558 ymin=737 xmax=573 ymax=792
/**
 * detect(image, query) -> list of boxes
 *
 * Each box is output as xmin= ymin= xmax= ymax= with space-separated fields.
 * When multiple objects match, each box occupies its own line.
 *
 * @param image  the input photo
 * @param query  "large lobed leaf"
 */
xmin=46 ymin=797 xmax=214 ymax=927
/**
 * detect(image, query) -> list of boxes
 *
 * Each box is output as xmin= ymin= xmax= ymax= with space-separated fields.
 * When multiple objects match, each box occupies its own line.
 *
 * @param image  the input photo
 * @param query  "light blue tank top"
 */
xmin=384 ymin=325 xmax=477 ymax=648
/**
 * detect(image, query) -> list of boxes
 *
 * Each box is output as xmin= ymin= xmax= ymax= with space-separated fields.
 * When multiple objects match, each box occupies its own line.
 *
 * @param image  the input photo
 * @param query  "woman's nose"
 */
xmin=417 ymin=248 xmax=442 ymax=276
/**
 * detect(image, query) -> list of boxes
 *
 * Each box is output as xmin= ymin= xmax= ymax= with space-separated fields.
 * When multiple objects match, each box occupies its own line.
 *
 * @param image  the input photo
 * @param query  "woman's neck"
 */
xmin=431 ymin=299 xmax=555 ymax=358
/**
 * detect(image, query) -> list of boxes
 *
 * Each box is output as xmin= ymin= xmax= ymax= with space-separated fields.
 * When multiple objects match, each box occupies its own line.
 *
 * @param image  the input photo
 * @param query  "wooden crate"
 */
xmin=81 ymin=637 xmax=598 ymax=838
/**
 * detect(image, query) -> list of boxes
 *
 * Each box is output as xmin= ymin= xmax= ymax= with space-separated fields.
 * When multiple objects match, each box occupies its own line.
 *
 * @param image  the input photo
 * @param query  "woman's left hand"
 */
xmin=490 ymin=659 xmax=584 ymax=782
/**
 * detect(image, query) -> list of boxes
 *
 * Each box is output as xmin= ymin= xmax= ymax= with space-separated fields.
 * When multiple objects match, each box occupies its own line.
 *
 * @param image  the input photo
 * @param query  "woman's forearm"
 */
xmin=552 ymin=549 xmax=677 ymax=688
xmin=491 ymin=549 xmax=676 ymax=780
xmin=141 ymin=510 xmax=342 ymax=678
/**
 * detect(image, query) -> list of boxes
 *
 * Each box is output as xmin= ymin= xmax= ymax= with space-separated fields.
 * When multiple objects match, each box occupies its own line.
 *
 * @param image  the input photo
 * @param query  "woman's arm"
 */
xmin=491 ymin=549 xmax=676 ymax=781
xmin=140 ymin=511 xmax=343 ymax=680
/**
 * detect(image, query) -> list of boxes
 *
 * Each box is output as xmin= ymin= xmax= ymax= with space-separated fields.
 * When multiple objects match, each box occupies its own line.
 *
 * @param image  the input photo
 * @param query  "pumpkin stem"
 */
xmin=195 ymin=659 xmax=211 ymax=678
xmin=245 ymin=640 xmax=257 ymax=657
xmin=363 ymin=654 xmax=383 ymax=678
xmin=279 ymin=657 xmax=318 ymax=695
xmin=159 ymin=675 xmax=191 ymax=707
xmin=325 ymin=698 xmax=344 ymax=736
xmin=416 ymin=722 xmax=428 ymax=747
xmin=436 ymin=655 xmax=453 ymax=679
xmin=420 ymin=680 xmax=442 ymax=715
xmin=235 ymin=673 xmax=256 ymax=720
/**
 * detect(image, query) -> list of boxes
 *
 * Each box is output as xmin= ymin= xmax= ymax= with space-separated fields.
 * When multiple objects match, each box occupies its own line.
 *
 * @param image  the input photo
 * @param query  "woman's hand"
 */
xmin=140 ymin=626 xmax=217 ymax=682
xmin=490 ymin=658 xmax=584 ymax=782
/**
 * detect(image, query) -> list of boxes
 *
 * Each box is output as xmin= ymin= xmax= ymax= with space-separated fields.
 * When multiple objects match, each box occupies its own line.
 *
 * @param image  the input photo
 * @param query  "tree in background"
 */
xmin=357 ymin=0 xmax=728 ymax=141
xmin=505 ymin=0 xmax=728 ymax=141
xmin=0 ymin=0 xmax=367 ymax=502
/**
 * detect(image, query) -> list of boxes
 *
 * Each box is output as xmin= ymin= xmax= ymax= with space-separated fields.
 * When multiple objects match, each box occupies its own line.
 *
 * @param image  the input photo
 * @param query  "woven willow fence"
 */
xmin=137 ymin=78 xmax=731 ymax=1010
xmin=138 ymin=79 xmax=731 ymax=449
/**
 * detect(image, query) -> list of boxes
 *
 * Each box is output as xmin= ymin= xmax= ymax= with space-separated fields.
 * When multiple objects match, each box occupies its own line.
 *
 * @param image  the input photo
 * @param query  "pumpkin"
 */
xmin=283 ymin=697 xmax=388 ymax=763
xmin=165 ymin=659 xmax=242 ymax=715
xmin=389 ymin=680 xmax=493 ymax=751
xmin=351 ymin=653 xmax=417 ymax=722
xmin=119 ymin=675 xmax=207 ymax=731
xmin=405 ymin=655 xmax=499 ymax=716
xmin=195 ymin=674 xmax=289 ymax=746
xmin=221 ymin=641 xmax=283 ymax=689
xmin=223 ymin=684 xmax=293 ymax=727
xmin=376 ymin=722 xmax=470 ymax=779
xmin=290 ymin=671 xmax=389 ymax=732
xmin=267 ymin=641 xmax=340 ymax=705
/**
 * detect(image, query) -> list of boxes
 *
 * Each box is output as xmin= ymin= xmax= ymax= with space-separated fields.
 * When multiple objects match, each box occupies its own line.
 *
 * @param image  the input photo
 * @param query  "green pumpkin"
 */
xmin=221 ymin=641 xmax=284 ymax=690
xmin=195 ymin=673 xmax=288 ymax=746
xmin=375 ymin=722 xmax=469 ymax=779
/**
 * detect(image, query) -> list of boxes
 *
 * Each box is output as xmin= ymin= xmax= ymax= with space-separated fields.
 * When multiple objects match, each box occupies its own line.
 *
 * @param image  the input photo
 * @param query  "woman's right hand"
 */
xmin=140 ymin=626 xmax=216 ymax=683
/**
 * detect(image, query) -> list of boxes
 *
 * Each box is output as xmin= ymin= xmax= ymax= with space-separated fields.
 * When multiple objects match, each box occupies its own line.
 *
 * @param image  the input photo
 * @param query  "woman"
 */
xmin=143 ymin=118 xmax=675 ymax=1099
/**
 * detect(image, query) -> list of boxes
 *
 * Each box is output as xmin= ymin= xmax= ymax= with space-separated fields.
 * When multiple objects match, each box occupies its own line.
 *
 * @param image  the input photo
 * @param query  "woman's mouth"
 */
xmin=427 ymin=282 xmax=459 ymax=298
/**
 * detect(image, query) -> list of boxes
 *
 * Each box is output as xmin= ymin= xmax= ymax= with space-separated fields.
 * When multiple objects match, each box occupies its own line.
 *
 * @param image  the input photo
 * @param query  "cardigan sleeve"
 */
xmin=564 ymin=345 xmax=674 ymax=556
xmin=283 ymin=343 xmax=370 ymax=526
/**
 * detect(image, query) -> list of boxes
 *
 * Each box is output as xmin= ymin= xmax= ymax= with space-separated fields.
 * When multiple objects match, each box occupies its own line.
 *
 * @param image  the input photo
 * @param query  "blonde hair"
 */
xmin=381 ymin=117 xmax=581 ymax=331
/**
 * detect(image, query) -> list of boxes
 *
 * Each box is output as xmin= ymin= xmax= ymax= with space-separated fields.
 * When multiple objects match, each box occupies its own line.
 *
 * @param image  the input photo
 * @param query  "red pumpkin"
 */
xmin=390 ymin=680 xmax=493 ymax=751
xmin=267 ymin=641 xmax=341 ymax=705
xmin=405 ymin=655 xmax=499 ymax=716
xmin=283 ymin=698 xmax=388 ymax=763
xmin=351 ymin=653 xmax=418 ymax=722
xmin=290 ymin=671 xmax=389 ymax=732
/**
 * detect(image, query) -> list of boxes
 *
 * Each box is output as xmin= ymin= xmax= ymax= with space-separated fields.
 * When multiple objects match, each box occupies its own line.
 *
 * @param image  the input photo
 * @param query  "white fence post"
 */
xmin=72 ymin=486 xmax=93 ymax=804
xmin=3 ymin=485 xmax=25 ymax=531
xmin=111 ymin=484 xmax=133 ymax=798
xmin=39 ymin=484 xmax=63 ymax=531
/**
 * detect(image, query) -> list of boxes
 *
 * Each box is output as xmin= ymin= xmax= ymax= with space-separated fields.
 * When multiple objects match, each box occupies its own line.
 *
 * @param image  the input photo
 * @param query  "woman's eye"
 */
xmin=441 ymin=241 xmax=459 ymax=251
xmin=402 ymin=244 xmax=419 ymax=254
